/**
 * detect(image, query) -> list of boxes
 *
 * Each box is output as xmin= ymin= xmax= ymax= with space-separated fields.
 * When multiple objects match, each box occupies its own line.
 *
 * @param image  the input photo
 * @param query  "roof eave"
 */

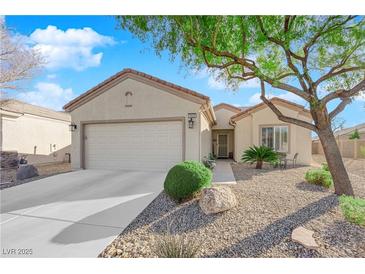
xmin=63 ymin=69 xmax=210 ymax=112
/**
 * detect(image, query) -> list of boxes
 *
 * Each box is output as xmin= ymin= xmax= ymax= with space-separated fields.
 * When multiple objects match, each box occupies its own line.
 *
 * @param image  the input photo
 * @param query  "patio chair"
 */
xmin=281 ymin=153 xmax=299 ymax=169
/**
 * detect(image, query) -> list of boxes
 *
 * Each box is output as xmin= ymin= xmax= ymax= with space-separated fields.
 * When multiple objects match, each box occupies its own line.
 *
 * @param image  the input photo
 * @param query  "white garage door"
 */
xmin=84 ymin=121 xmax=183 ymax=171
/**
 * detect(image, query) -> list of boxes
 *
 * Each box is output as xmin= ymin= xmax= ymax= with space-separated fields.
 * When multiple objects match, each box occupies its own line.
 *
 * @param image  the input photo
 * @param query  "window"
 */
xmin=261 ymin=125 xmax=288 ymax=152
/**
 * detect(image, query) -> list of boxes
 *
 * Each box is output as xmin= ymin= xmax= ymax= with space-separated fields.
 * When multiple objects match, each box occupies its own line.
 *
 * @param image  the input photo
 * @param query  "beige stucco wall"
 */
xmin=212 ymin=108 xmax=236 ymax=130
xmin=200 ymin=112 xmax=212 ymax=160
xmin=234 ymin=116 xmax=252 ymax=161
xmin=69 ymin=77 xmax=203 ymax=169
xmin=234 ymin=105 xmax=312 ymax=165
xmin=1 ymin=113 xmax=71 ymax=164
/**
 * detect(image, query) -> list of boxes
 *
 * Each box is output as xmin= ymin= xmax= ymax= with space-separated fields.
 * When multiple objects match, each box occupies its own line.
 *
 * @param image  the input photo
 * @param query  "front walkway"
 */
xmin=212 ymin=159 xmax=237 ymax=184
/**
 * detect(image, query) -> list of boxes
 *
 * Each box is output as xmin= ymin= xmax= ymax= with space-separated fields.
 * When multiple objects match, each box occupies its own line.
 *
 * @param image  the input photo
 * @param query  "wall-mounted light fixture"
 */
xmin=69 ymin=123 xmax=77 ymax=132
xmin=188 ymin=113 xmax=197 ymax=129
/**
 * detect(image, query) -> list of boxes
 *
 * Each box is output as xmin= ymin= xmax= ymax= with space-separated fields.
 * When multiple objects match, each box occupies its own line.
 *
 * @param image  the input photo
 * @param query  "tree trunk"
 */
xmin=317 ymin=126 xmax=354 ymax=196
xmin=256 ymin=160 xmax=263 ymax=169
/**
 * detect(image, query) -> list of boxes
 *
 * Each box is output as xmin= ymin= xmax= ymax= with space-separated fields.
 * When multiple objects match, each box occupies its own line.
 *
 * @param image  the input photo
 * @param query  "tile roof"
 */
xmin=0 ymin=99 xmax=71 ymax=122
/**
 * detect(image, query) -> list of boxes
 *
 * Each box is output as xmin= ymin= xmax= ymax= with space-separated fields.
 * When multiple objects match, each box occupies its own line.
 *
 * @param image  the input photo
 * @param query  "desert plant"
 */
xmin=153 ymin=233 xmax=201 ymax=258
xmin=304 ymin=169 xmax=333 ymax=188
xmin=208 ymin=153 xmax=216 ymax=160
xmin=349 ymin=129 xmax=360 ymax=140
xmin=241 ymin=146 xmax=279 ymax=169
xmin=202 ymin=153 xmax=216 ymax=170
xmin=339 ymin=195 xmax=365 ymax=227
xmin=164 ymin=161 xmax=212 ymax=201
xmin=321 ymin=163 xmax=329 ymax=171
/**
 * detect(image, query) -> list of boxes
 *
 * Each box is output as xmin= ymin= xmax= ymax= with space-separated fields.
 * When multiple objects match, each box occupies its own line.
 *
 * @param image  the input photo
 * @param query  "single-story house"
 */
xmin=63 ymin=68 xmax=312 ymax=171
xmin=333 ymin=123 xmax=365 ymax=141
xmin=0 ymin=99 xmax=71 ymax=164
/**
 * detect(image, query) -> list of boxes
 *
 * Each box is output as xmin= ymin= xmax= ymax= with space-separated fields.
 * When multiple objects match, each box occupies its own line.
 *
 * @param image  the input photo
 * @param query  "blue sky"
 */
xmin=4 ymin=15 xmax=365 ymax=128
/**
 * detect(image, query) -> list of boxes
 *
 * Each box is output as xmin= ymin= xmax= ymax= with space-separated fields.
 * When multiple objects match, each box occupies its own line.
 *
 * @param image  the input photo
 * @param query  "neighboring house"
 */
xmin=334 ymin=123 xmax=365 ymax=140
xmin=312 ymin=123 xmax=365 ymax=158
xmin=0 ymin=99 xmax=71 ymax=164
xmin=63 ymin=68 xmax=312 ymax=171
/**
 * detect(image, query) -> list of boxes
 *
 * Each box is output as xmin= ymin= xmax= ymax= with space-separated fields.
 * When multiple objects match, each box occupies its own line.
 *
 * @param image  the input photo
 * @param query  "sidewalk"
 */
xmin=212 ymin=159 xmax=237 ymax=184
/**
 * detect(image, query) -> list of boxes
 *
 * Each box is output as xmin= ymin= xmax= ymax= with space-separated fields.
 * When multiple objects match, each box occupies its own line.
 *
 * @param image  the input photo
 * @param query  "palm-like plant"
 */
xmin=241 ymin=146 xmax=279 ymax=169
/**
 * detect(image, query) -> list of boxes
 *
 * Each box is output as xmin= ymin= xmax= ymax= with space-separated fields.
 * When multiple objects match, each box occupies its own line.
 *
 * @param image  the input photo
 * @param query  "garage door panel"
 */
xmin=84 ymin=121 xmax=183 ymax=171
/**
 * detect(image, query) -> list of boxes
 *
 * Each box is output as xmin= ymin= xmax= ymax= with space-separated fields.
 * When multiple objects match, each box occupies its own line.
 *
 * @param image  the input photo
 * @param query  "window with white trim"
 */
xmin=261 ymin=125 xmax=289 ymax=152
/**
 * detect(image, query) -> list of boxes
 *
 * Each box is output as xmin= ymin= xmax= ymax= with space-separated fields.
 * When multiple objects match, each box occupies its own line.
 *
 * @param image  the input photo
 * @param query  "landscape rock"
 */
xmin=291 ymin=226 xmax=319 ymax=249
xmin=199 ymin=186 xmax=237 ymax=215
xmin=16 ymin=164 xmax=39 ymax=180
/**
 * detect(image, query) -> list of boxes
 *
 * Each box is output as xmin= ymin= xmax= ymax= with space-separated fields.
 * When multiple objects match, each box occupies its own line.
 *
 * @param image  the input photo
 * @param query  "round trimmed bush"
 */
xmin=164 ymin=161 xmax=212 ymax=201
xmin=304 ymin=169 xmax=333 ymax=188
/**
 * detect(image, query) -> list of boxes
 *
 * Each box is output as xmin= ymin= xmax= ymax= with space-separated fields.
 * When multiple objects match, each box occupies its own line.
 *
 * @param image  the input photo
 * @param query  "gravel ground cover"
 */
xmin=100 ymin=163 xmax=365 ymax=258
xmin=0 ymin=162 xmax=72 ymax=190
xmin=312 ymin=154 xmax=365 ymax=179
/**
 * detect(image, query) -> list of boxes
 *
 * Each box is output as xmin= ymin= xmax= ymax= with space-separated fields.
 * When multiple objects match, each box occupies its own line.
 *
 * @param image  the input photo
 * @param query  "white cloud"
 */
xmin=191 ymin=68 xmax=208 ymax=79
xmin=208 ymin=75 xmax=226 ymax=90
xmin=355 ymin=91 xmax=365 ymax=101
xmin=276 ymin=92 xmax=306 ymax=104
xmin=192 ymin=68 xmax=260 ymax=90
xmin=46 ymin=74 xmax=57 ymax=79
xmin=17 ymin=82 xmax=75 ymax=110
xmin=249 ymin=91 xmax=306 ymax=105
xmin=208 ymin=75 xmax=260 ymax=90
xmin=249 ymin=92 xmax=262 ymax=104
xmin=28 ymin=25 xmax=115 ymax=71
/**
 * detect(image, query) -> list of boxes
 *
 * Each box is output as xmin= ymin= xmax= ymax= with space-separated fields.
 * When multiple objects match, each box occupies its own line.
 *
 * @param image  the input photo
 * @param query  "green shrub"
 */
xmin=339 ymin=195 xmax=365 ymax=227
xmin=321 ymin=163 xmax=329 ymax=171
xmin=164 ymin=161 xmax=212 ymax=201
xmin=304 ymin=169 xmax=333 ymax=188
xmin=241 ymin=145 xmax=279 ymax=169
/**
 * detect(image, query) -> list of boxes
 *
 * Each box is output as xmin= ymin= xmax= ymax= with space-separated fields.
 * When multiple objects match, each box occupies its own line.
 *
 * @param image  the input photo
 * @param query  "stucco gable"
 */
xmin=230 ymin=97 xmax=311 ymax=123
xmin=64 ymin=68 xmax=210 ymax=111
xmin=213 ymin=103 xmax=241 ymax=113
xmin=213 ymin=107 xmax=239 ymax=129
xmin=63 ymin=68 xmax=216 ymax=125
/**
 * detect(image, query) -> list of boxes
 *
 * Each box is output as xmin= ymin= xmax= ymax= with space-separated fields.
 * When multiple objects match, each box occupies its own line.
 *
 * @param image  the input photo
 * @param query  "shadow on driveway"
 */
xmin=51 ymin=193 xmax=156 ymax=244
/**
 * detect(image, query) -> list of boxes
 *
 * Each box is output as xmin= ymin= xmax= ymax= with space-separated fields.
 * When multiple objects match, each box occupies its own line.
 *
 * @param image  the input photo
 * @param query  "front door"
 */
xmin=217 ymin=134 xmax=229 ymax=158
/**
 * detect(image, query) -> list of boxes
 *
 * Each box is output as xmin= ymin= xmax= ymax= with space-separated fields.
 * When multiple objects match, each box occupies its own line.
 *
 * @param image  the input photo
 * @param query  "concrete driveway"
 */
xmin=0 ymin=169 xmax=165 ymax=257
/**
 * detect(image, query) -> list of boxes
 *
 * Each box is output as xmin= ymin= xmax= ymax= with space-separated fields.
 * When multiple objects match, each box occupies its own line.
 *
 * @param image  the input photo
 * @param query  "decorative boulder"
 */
xmin=291 ymin=226 xmax=319 ymax=249
xmin=16 ymin=165 xmax=39 ymax=180
xmin=199 ymin=186 xmax=237 ymax=215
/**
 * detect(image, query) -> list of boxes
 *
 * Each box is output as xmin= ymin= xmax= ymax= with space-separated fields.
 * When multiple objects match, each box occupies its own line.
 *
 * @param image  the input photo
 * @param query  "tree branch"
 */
xmin=256 ymin=16 xmax=308 ymax=92
xmin=259 ymin=80 xmax=317 ymax=132
xmin=256 ymin=16 xmax=304 ymax=61
xmin=303 ymin=16 xmax=355 ymax=53
xmin=321 ymin=78 xmax=365 ymax=104
xmin=329 ymin=98 xmax=351 ymax=120
xmin=315 ymin=66 xmax=365 ymax=87
xmin=263 ymin=77 xmax=311 ymax=101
